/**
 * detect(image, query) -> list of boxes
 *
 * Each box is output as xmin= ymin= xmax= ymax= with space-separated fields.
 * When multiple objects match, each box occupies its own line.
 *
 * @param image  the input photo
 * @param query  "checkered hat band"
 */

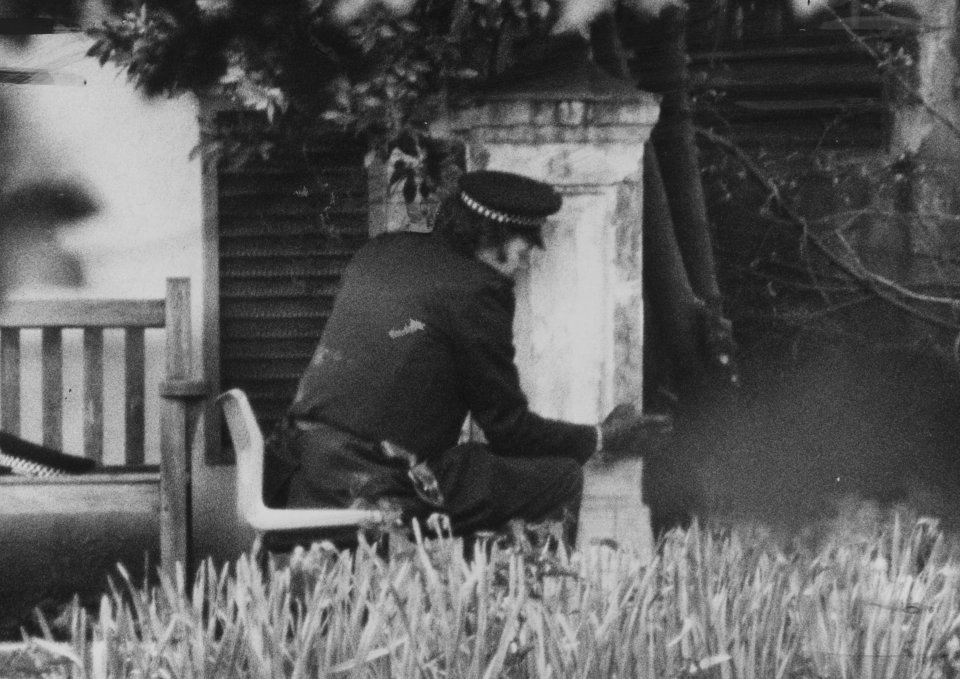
xmin=459 ymin=192 xmax=546 ymax=228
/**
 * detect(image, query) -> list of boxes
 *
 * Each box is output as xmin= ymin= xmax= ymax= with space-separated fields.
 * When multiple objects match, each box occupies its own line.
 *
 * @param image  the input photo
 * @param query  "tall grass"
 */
xmin=16 ymin=512 xmax=960 ymax=678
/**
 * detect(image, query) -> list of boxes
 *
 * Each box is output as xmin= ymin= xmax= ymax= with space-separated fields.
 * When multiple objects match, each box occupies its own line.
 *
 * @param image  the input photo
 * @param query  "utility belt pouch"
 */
xmin=381 ymin=440 xmax=445 ymax=508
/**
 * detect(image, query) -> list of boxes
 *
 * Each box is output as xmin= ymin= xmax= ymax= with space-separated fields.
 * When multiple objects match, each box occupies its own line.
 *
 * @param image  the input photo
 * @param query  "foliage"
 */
xmin=86 ymin=0 xmax=560 ymax=167
xmin=13 ymin=512 xmax=960 ymax=678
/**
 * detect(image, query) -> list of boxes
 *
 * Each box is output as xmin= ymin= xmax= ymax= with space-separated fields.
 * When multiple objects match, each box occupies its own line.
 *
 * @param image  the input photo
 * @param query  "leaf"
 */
xmin=328 ymin=638 xmax=406 ymax=674
xmin=377 ymin=24 xmax=397 ymax=39
xmin=394 ymin=131 xmax=419 ymax=157
xmin=403 ymin=175 xmax=417 ymax=203
xmin=389 ymin=160 xmax=406 ymax=186
xmin=28 ymin=639 xmax=84 ymax=669
xmin=321 ymin=110 xmax=353 ymax=125
xmin=667 ymin=617 xmax=696 ymax=648
xmin=334 ymin=87 xmax=352 ymax=110
xmin=693 ymin=654 xmax=732 ymax=671
xmin=86 ymin=38 xmax=105 ymax=57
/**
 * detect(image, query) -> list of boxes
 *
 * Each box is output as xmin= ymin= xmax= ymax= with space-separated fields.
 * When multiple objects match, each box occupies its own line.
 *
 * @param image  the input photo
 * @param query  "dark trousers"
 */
xmin=429 ymin=442 xmax=583 ymax=536
xmin=279 ymin=424 xmax=583 ymax=537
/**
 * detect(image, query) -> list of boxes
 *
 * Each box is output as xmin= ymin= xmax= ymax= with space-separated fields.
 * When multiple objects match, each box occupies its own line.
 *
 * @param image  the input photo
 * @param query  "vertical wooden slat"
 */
xmin=41 ymin=328 xmax=62 ymax=449
xmin=1 ymin=329 xmax=20 ymax=434
xmin=160 ymin=278 xmax=193 ymax=575
xmin=125 ymin=327 xmax=146 ymax=464
xmin=164 ymin=279 xmax=191 ymax=381
xmin=83 ymin=328 xmax=104 ymax=463
xmin=200 ymin=140 xmax=225 ymax=465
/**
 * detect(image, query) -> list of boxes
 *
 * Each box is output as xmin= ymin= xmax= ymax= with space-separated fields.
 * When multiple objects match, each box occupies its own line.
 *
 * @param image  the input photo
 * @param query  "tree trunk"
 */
xmin=648 ymin=4 xmax=722 ymax=310
xmin=642 ymin=140 xmax=706 ymax=388
xmin=611 ymin=4 xmax=738 ymax=396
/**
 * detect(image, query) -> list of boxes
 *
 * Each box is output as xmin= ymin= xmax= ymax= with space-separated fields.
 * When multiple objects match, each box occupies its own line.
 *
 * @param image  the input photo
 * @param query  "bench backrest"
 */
xmin=0 ymin=279 xmax=191 ymax=466
xmin=0 ymin=278 xmax=203 ymax=574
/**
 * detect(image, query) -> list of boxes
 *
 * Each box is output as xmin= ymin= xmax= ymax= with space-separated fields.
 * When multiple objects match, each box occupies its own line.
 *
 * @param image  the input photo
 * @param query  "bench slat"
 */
xmin=84 ymin=328 xmax=104 ymax=463
xmin=1 ymin=329 xmax=19 ymax=434
xmin=125 ymin=328 xmax=146 ymax=464
xmin=0 ymin=299 xmax=165 ymax=328
xmin=41 ymin=329 xmax=62 ymax=450
xmin=0 ymin=474 xmax=159 ymax=515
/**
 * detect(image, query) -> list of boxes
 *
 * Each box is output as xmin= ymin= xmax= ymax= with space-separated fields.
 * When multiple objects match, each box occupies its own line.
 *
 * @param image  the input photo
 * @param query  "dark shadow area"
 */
xmin=644 ymin=336 xmax=960 ymax=539
xmin=0 ymin=512 xmax=157 ymax=640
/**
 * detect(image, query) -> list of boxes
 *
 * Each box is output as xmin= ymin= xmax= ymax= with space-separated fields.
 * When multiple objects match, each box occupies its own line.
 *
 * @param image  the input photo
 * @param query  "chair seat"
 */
xmin=244 ymin=504 xmax=384 ymax=532
xmin=218 ymin=389 xmax=384 ymax=538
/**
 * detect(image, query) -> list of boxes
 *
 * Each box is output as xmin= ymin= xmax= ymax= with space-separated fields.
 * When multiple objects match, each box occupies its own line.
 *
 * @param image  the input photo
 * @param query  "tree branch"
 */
xmin=697 ymin=126 xmax=960 ymax=331
xmin=829 ymin=7 xmax=960 ymax=144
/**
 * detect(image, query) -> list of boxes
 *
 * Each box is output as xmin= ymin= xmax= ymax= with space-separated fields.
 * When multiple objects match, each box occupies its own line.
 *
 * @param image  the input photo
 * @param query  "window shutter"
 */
xmin=219 ymin=140 xmax=369 ymax=438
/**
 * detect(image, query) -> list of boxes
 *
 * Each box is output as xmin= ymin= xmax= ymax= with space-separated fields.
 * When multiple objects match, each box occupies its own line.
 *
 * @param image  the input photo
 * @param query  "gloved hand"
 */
xmin=597 ymin=403 xmax=673 ymax=458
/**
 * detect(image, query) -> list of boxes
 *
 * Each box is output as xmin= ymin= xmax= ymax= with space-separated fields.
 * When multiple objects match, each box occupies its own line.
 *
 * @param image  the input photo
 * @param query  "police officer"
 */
xmin=274 ymin=170 xmax=647 ymax=539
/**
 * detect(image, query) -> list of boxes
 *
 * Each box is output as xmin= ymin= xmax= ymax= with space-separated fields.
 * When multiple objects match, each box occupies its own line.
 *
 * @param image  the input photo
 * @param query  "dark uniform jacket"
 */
xmin=289 ymin=231 xmax=597 ymax=465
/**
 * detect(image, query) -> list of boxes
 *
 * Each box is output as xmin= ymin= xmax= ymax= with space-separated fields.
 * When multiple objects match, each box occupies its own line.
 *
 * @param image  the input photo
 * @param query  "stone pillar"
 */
xmin=888 ymin=2 xmax=960 ymax=272
xmin=433 ymin=53 xmax=661 ymax=553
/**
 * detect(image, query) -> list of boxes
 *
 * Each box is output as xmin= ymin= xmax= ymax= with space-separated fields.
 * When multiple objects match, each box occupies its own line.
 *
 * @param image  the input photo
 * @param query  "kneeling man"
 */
xmin=274 ymin=170 xmax=645 ymax=538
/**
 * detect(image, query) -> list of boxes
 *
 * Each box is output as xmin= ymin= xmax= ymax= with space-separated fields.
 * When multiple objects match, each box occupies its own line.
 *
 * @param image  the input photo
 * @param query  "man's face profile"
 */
xmin=477 ymin=235 xmax=536 ymax=280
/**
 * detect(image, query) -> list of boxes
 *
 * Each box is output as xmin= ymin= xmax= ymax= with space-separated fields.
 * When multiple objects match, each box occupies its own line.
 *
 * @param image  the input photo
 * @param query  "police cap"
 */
xmin=458 ymin=171 xmax=562 ymax=230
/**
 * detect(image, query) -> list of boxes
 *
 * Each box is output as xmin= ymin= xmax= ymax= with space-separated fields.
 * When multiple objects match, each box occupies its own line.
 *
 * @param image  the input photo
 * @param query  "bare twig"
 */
xmin=828 ymin=7 xmax=960 ymax=143
xmin=834 ymin=231 xmax=960 ymax=306
xmin=697 ymin=126 xmax=960 ymax=331
xmin=809 ymin=208 xmax=960 ymax=229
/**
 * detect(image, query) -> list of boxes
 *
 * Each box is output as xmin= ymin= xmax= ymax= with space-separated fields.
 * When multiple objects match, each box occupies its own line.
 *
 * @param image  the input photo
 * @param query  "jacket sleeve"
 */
xmin=451 ymin=282 xmax=598 ymax=463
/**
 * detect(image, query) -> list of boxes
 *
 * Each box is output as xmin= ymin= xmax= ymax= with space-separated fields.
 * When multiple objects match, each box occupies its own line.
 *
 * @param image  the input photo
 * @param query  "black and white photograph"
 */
xmin=3 ymin=0 xmax=960 ymax=676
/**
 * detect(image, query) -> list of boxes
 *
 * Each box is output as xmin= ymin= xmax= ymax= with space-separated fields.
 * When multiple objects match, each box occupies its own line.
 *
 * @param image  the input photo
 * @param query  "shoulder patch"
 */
xmin=388 ymin=318 xmax=426 ymax=340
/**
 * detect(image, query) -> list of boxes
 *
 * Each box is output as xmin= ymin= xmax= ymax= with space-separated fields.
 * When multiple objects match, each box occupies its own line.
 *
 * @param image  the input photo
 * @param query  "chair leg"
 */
xmin=254 ymin=532 xmax=270 ymax=574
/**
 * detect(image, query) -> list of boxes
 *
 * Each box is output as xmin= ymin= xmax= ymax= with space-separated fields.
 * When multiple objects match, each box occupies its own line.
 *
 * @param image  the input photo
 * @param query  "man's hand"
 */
xmin=598 ymin=403 xmax=643 ymax=453
xmin=597 ymin=404 xmax=673 ymax=458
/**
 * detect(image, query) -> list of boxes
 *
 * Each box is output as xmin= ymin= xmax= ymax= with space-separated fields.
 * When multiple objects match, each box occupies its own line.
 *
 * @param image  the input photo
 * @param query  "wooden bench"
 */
xmin=0 ymin=278 xmax=206 ymax=574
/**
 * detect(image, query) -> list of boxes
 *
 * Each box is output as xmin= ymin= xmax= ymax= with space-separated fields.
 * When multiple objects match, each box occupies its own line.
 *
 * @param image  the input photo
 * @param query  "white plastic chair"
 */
xmin=217 ymin=389 xmax=383 ymax=534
